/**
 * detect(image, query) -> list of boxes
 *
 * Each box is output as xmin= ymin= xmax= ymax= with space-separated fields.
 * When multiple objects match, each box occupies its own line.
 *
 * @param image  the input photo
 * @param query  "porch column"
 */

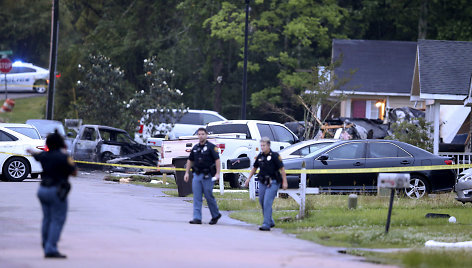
xmin=433 ymin=101 xmax=440 ymax=155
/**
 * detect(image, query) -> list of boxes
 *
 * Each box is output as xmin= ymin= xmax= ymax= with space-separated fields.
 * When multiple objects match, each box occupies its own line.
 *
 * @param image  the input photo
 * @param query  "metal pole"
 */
xmin=385 ymin=189 xmax=395 ymax=233
xmin=46 ymin=0 xmax=59 ymax=120
xmin=4 ymin=73 xmax=6 ymax=99
xmin=241 ymin=0 xmax=250 ymax=120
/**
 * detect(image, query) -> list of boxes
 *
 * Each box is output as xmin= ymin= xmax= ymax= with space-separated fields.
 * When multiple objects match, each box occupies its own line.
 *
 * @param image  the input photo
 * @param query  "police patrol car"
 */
xmin=0 ymin=61 xmax=49 ymax=93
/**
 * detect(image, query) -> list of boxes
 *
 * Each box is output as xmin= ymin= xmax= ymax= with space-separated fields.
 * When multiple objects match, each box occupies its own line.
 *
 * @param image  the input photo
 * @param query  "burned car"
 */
xmin=71 ymin=125 xmax=158 ymax=167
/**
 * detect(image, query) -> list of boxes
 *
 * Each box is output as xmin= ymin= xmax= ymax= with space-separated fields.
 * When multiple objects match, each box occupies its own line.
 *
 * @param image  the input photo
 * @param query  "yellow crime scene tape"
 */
xmin=4 ymin=150 xmax=471 ymax=174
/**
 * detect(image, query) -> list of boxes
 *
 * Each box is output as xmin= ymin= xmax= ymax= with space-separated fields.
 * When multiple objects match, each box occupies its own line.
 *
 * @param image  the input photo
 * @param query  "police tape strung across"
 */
xmin=1 ymin=150 xmax=470 ymax=174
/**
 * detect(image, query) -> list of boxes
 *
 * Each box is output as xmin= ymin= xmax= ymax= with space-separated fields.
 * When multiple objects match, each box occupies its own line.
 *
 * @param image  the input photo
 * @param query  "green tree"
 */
xmin=205 ymin=0 xmax=348 ymax=120
xmin=75 ymin=54 xmax=131 ymax=127
xmin=125 ymin=56 xmax=186 ymax=136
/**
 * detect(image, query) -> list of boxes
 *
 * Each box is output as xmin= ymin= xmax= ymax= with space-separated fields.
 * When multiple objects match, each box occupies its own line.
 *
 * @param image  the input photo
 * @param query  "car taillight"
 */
xmin=36 ymin=145 xmax=49 ymax=152
xmin=444 ymin=160 xmax=453 ymax=165
xmin=138 ymin=124 xmax=144 ymax=134
xmin=217 ymin=143 xmax=225 ymax=154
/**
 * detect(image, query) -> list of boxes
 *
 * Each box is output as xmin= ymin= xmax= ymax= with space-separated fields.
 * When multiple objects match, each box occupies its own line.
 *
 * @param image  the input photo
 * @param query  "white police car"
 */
xmin=0 ymin=61 xmax=49 ymax=93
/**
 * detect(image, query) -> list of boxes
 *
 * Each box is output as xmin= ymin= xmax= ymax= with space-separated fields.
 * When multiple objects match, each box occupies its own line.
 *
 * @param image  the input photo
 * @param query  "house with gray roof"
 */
xmin=410 ymin=39 xmax=471 ymax=154
xmin=332 ymin=39 xmax=420 ymax=120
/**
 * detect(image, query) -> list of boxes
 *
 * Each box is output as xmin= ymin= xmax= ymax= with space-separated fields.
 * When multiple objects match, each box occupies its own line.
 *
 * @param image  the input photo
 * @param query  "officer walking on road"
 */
xmin=244 ymin=137 xmax=287 ymax=231
xmin=184 ymin=127 xmax=222 ymax=225
xmin=27 ymin=131 xmax=77 ymax=258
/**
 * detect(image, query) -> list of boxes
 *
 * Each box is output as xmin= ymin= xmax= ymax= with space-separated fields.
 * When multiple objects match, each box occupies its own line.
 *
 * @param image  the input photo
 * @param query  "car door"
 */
xmin=270 ymin=124 xmax=297 ymax=151
xmin=310 ymin=141 xmax=367 ymax=191
xmin=73 ymin=127 xmax=99 ymax=161
xmin=0 ymin=130 xmax=19 ymax=167
xmin=365 ymin=141 xmax=414 ymax=186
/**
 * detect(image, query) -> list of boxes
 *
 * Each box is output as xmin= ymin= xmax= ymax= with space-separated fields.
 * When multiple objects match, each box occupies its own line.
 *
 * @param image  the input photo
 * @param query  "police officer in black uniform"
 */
xmin=184 ymin=127 xmax=222 ymax=225
xmin=244 ymin=137 xmax=287 ymax=231
xmin=27 ymin=131 xmax=77 ymax=258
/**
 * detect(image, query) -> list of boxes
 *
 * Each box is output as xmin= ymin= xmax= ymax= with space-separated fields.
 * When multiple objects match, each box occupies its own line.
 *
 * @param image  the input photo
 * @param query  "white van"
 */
xmin=134 ymin=109 xmax=226 ymax=143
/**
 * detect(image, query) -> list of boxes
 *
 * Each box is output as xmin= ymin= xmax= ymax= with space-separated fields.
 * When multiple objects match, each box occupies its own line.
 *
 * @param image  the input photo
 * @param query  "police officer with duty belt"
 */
xmin=184 ymin=127 xmax=222 ymax=225
xmin=244 ymin=137 xmax=287 ymax=231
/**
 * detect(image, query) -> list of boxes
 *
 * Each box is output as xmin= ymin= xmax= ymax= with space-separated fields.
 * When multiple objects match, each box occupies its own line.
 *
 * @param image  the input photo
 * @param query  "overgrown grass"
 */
xmin=0 ymin=96 xmax=46 ymax=123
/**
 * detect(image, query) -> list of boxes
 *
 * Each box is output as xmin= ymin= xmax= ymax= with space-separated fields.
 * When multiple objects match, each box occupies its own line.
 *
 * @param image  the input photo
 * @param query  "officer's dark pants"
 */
xmin=192 ymin=173 xmax=219 ymax=221
xmin=258 ymin=181 xmax=279 ymax=229
xmin=37 ymin=185 xmax=67 ymax=255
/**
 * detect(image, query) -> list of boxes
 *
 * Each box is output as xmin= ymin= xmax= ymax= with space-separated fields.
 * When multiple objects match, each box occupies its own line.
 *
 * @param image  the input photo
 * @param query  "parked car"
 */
xmin=0 ymin=123 xmax=41 ymax=139
xmin=0 ymin=61 xmax=49 ymax=93
xmin=72 ymin=124 xmax=159 ymax=167
xmin=25 ymin=119 xmax=73 ymax=152
xmin=279 ymin=139 xmax=337 ymax=160
xmin=454 ymin=169 xmax=472 ymax=203
xmin=25 ymin=119 xmax=67 ymax=138
xmin=135 ymin=109 xmax=226 ymax=143
xmin=0 ymin=126 xmax=46 ymax=181
xmin=283 ymin=140 xmax=456 ymax=199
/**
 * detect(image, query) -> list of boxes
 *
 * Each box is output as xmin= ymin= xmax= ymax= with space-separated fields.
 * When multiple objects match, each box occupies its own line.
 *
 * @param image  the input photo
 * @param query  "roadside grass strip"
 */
xmin=359 ymin=249 xmax=472 ymax=268
xmin=226 ymin=193 xmax=472 ymax=248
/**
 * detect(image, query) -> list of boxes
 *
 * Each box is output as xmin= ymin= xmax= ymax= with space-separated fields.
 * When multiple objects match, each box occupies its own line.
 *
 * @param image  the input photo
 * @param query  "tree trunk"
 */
xmin=213 ymin=57 xmax=223 ymax=113
xmin=418 ymin=0 xmax=428 ymax=39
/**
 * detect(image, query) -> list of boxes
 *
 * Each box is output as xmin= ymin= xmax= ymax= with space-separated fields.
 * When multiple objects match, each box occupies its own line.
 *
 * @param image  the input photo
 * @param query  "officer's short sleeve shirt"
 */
xmin=188 ymin=141 xmax=219 ymax=169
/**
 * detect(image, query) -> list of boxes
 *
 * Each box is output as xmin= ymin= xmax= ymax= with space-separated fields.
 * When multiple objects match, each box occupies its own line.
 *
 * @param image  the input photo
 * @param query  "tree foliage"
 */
xmin=386 ymin=117 xmax=433 ymax=152
xmin=1 ymin=0 xmax=472 ymax=128
xmin=76 ymin=54 xmax=130 ymax=127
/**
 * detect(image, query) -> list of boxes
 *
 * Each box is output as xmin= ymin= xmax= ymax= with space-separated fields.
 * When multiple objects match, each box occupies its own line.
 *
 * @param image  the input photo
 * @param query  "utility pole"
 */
xmin=46 ymin=0 xmax=59 ymax=120
xmin=241 ymin=0 xmax=250 ymax=120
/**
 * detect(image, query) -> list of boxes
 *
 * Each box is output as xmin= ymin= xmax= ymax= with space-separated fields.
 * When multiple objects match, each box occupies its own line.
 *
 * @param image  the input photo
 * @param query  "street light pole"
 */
xmin=241 ymin=0 xmax=250 ymax=120
xmin=47 ymin=0 xmax=59 ymax=120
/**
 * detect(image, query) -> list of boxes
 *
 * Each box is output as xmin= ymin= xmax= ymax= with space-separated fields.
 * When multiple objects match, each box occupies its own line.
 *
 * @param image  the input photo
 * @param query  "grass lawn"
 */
xmin=0 ymin=96 xmax=46 ymax=123
xmin=360 ymin=249 xmax=472 ymax=268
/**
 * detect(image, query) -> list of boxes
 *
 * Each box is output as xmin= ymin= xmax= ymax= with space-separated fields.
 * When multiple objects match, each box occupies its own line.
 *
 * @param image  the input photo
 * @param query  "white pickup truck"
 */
xmin=160 ymin=120 xmax=299 ymax=188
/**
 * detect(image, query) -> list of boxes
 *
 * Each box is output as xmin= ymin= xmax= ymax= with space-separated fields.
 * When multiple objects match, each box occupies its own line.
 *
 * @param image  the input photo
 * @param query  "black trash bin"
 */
xmin=172 ymin=157 xmax=193 ymax=197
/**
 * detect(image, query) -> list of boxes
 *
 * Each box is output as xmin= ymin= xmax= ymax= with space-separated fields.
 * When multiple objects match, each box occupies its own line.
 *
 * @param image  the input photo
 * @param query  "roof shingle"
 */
xmin=332 ymin=39 xmax=417 ymax=94
xmin=418 ymin=39 xmax=472 ymax=96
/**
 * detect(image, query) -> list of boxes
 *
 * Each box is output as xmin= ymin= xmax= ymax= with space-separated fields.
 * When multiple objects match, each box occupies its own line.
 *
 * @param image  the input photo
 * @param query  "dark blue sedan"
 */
xmin=283 ymin=140 xmax=455 ymax=199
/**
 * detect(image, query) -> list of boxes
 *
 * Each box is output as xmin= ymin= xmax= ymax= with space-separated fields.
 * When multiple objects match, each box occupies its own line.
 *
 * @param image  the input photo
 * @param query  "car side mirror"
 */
xmin=318 ymin=154 xmax=329 ymax=161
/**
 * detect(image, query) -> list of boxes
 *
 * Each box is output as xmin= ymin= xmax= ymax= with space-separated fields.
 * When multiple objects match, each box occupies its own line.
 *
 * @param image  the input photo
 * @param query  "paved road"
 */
xmin=0 ymin=171 xmax=398 ymax=268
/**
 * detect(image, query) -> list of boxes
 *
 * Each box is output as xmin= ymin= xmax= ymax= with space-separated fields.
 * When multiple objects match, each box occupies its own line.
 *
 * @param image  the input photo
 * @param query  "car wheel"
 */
xmin=3 ymin=157 xmax=30 ymax=182
xmin=405 ymin=175 xmax=429 ymax=199
xmin=33 ymin=80 xmax=48 ymax=93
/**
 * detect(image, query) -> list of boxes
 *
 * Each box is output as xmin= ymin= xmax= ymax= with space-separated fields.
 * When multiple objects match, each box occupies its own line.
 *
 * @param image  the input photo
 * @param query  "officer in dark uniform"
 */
xmin=184 ymin=127 xmax=222 ymax=225
xmin=244 ymin=137 xmax=287 ymax=231
xmin=27 ymin=131 xmax=77 ymax=258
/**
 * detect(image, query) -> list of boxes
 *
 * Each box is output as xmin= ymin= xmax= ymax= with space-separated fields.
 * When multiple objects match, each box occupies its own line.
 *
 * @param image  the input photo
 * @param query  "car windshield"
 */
xmin=5 ymin=127 xmax=41 ymax=139
xmin=99 ymin=128 xmax=135 ymax=144
xmin=305 ymin=143 xmax=338 ymax=158
xmin=206 ymin=124 xmax=251 ymax=139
